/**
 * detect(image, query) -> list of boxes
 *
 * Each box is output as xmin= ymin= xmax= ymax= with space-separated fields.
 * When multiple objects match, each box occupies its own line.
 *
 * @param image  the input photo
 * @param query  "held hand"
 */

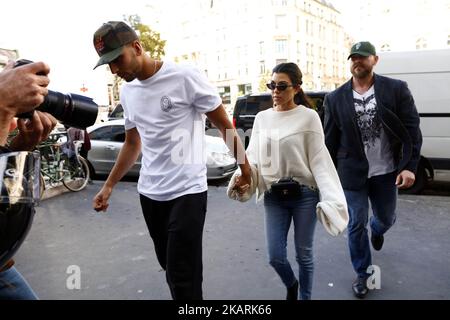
xmin=10 ymin=111 xmax=58 ymax=151
xmin=396 ymin=170 xmax=416 ymax=189
xmin=233 ymin=172 xmax=251 ymax=196
xmin=93 ymin=186 xmax=112 ymax=212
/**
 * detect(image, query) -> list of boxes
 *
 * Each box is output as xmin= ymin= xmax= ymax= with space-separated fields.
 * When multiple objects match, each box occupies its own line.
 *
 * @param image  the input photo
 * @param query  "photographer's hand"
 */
xmin=9 ymin=111 xmax=58 ymax=151
xmin=93 ymin=186 xmax=113 ymax=212
xmin=0 ymin=61 xmax=50 ymax=115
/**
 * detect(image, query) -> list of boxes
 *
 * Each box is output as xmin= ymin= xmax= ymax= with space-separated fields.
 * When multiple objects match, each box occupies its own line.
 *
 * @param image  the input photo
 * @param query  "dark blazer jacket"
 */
xmin=324 ymin=73 xmax=423 ymax=190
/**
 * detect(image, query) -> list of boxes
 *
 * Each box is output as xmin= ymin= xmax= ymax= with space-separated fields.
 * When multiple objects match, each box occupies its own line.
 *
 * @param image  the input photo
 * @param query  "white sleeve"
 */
xmin=120 ymin=92 xmax=136 ymax=131
xmin=309 ymin=135 xmax=349 ymax=236
xmin=184 ymin=66 xmax=222 ymax=114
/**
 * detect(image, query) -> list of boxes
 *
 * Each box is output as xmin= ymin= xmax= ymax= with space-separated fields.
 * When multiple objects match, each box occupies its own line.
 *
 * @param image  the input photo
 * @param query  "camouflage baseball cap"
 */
xmin=93 ymin=21 xmax=138 ymax=69
xmin=348 ymin=41 xmax=377 ymax=60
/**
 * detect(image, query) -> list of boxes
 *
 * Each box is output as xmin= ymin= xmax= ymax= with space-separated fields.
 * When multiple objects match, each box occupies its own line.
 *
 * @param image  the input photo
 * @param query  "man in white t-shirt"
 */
xmin=91 ymin=21 xmax=251 ymax=300
xmin=324 ymin=42 xmax=422 ymax=299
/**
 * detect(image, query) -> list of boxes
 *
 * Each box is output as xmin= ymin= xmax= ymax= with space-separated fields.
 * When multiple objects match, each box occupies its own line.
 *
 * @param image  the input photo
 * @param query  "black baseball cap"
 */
xmin=93 ymin=21 xmax=138 ymax=69
xmin=348 ymin=41 xmax=377 ymax=60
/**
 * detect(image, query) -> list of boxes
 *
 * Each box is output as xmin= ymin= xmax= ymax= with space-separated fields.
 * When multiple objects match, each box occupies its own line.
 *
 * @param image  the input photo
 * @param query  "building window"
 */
xmin=218 ymin=86 xmax=231 ymax=104
xmin=305 ymin=20 xmax=314 ymax=36
xmin=259 ymin=42 xmax=265 ymax=56
xmin=260 ymin=61 xmax=266 ymax=75
xmin=297 ymin=40 xmax=301 ymax=54
xmin=275 ymin=39 xmax=288 ymax=55
xmin=276 ymin=59 xmax=288 ymax=65
xmin=447 ymin=35 xmax=450 ymax=46
xmin=245 ymin=84 xmax=252 ymax=94
xmin=416 ymin=37 xmax=427 ymax=49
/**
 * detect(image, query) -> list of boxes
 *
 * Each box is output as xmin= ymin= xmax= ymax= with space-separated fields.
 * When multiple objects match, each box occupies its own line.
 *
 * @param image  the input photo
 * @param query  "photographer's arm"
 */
xmin=93 ymin=127 xmax=141 ymax=212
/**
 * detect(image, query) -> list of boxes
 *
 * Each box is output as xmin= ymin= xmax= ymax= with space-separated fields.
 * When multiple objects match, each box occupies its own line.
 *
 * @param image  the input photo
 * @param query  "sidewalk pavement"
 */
xmin=15 ymin=181 xmax=450 ymax=300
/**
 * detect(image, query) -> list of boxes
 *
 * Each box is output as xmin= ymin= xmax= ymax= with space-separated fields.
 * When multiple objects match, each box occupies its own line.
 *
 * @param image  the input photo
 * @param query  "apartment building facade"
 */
xmin=356 ymin=0 xmax=450 ymax=52
xmin=152 ymin=0 xmax=351 ymax=109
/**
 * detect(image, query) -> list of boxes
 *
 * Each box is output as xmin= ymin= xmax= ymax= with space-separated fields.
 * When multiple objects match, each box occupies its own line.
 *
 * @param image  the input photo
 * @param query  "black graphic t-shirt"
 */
xmin=353 ymin=86 xmax=395 ymax=177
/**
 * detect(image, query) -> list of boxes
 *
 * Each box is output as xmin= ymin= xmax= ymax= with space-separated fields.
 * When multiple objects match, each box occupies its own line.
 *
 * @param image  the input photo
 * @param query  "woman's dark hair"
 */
xmin=272 ymin=62 xmax=313 ymax=109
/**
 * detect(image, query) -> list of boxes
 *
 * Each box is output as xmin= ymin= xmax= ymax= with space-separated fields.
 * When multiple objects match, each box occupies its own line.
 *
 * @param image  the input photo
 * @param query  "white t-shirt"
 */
xmin=120 ymin=61 xmax=222 ymax=201
xmin=353 ymin=86 xmax=395 ymax=178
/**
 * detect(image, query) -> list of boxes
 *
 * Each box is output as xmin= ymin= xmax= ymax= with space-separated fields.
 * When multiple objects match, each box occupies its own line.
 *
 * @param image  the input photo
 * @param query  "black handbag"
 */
xmin=270 ymin=177 xmax=302 ymax=200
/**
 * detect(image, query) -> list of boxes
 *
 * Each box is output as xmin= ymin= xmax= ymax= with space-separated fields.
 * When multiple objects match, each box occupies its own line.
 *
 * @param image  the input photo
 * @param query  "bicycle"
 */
xmin=38 ymin=132 xmax=90 ymax=198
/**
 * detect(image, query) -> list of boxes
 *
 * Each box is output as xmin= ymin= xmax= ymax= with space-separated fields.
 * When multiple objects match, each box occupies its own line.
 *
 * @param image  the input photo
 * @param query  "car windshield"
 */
xmin=90 ymin=125 xmax=125 ymax=142
xmin=109 ymin=104 xmax=124 ymax=118
xmin=238 ymin=96 xmax=273 ymax=115
xmin=240 ymin=103 xmax=260 ymax=115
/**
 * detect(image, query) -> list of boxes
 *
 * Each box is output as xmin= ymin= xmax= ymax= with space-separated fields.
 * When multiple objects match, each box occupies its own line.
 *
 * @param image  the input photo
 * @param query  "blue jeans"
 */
xmin=0 ymin=267 xmax=38 ymax=300
xmin=344 ymin=171 xmax=397 ymax=278
xmin=263 ymin=186 xmax=319 ymax=300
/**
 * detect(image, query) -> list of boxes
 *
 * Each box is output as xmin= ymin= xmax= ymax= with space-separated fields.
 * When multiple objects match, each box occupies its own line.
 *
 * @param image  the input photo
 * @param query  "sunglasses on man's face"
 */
xmin=266 ymin=81 xmax=295 ymax=91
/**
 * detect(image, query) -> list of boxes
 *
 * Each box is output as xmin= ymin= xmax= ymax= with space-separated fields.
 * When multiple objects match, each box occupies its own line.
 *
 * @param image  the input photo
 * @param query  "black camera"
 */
xmin=14 ymin=59 xmax=99 ymax=129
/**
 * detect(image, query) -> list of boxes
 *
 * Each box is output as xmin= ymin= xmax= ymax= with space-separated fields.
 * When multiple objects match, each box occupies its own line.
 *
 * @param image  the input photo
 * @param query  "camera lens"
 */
xmin=37 ymin=91 xmax=98 ymax=129
xmin=14 ymin=59 xmax=99 ymax=129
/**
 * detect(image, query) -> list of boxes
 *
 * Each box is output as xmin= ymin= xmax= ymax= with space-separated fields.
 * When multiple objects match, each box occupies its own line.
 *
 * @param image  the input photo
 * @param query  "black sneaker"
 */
xmin=371 ymin=233 xmax=384 ymax=251
xmin=352 ymin=276 xmax=369 ymax=299
xmin=286 ymin=280 xmax=298 ymax=301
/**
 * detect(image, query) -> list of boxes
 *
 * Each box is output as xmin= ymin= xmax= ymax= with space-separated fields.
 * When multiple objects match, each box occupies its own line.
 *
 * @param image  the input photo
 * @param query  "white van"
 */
xmin=377 ymin=49 xmax=450 ymax=193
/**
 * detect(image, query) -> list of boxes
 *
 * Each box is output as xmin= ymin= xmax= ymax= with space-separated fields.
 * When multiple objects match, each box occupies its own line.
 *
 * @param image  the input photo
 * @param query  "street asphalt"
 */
xmin=13 ymin=179 xmax=450 ymax=300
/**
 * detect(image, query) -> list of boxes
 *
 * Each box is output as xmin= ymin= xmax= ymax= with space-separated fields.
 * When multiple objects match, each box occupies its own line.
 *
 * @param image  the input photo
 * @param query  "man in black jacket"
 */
xmin=324 ymin=42 xmax=422 ymax=299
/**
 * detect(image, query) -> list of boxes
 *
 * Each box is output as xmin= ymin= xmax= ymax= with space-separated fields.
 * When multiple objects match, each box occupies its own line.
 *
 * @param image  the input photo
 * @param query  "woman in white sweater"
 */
xmin=228 ymin=62 xmax=348 ymax=300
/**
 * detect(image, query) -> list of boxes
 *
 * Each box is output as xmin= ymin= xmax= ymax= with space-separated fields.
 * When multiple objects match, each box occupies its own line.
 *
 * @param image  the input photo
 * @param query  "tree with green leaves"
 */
xmin=258 ymin=71 xmax=272 ymax=93
xmin=125 ymin=14 xmax=166 ymax=59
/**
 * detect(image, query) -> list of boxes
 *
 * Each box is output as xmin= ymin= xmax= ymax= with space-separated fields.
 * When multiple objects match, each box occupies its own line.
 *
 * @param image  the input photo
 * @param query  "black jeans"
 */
xmin=140 ymin=191 xmax=207 ymax=300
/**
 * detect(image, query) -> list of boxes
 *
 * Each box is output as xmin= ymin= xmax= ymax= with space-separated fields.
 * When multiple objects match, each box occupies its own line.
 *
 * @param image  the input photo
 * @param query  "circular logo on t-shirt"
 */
xmin=160 ymin=96 xmax=174 ymax=112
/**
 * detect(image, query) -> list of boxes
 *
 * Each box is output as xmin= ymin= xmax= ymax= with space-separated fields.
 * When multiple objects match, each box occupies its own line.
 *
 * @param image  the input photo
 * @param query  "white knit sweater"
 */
xmin=228 ymin=105 xmax=349 ymax=236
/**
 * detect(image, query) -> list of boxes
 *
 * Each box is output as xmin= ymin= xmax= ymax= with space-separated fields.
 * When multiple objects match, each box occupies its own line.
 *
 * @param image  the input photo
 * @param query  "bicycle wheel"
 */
xmin=63 ymin=156 xmax=90 ymax=192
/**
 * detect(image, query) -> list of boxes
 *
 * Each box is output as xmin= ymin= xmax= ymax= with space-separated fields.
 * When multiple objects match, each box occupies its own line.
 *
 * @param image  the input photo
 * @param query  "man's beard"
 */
xmin=351 ymin=65 xmax=372 ymax=79
xmin=120 ymin=74 xmax=136 ymax=82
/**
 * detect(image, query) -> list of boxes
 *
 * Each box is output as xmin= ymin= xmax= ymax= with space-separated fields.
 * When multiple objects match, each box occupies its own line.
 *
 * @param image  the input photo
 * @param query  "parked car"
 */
xmin=108 ymin=103 xmax=124 ymax=120
xmin=231 ymin=91 xmax=327 ymax=147
xmin=86 ymin=119 xmax=237 ymax=180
